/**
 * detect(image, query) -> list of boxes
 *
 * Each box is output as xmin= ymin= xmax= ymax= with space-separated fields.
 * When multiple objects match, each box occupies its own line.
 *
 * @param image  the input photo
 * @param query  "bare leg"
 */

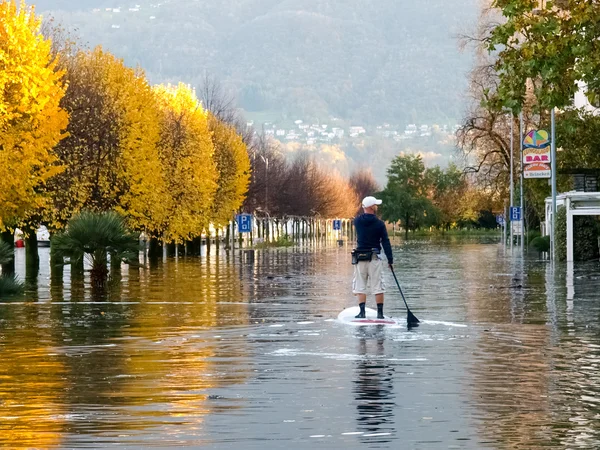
xmin=358 ymin=293 xmax=367 ymax=304
xmin=375 ymin=293 xmax=384 ymax=304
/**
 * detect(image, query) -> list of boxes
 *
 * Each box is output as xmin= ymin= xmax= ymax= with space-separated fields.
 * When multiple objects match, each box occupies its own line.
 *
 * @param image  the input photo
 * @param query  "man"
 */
xmin=352 ymin=196 xmax=393 ymax=319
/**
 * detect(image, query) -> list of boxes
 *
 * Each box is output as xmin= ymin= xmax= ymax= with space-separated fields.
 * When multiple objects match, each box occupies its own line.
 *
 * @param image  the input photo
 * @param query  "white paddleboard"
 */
xmin=337 ymin=306 xmax=398 ymax=326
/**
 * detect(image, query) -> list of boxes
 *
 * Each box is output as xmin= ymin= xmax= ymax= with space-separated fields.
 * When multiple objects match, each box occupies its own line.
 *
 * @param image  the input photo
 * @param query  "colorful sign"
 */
xmin=524 ymin=162 xmax=551 ymax=179
xmin=523 ymin=147 xmax=551 ymax=164
xmin=523 ymin=129 xmax=550 ymax=149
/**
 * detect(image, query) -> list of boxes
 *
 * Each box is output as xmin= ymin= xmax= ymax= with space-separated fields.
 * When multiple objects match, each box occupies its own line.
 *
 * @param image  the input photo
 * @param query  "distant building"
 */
xmin=405 ymin=124 xmax=417 ymax=135
xmin=349 ymin=126 xmax=366 ymax=135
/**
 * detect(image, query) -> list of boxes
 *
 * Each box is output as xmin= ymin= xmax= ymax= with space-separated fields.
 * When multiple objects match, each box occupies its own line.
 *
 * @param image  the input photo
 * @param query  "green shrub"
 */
xmin=555 ymin=207 xmax=567 ymax=261
xmin=255 ymin=235 xmax=295 ymax=248
xmin=52 ymin=211 xmax=139 ymax=287
xmin=530 ymin=236 xmax=550 ymax=253
xmin=574 ymin=215 xmax=600 ymax=261
xmin=0 ymin=275 xmax=24 ymax=297
xmin=526 ymin=230 xmax=541 ymax=242
xmin=0 ymin=241 xmax=13 ymax=265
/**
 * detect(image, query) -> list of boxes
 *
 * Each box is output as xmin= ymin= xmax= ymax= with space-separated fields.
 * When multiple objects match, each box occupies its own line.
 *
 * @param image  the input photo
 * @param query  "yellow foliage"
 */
xmin=154 ymin=83 xmax=218 ymax=242
xmin=208 ymin=114 xmax=251 ymax=227
xmin=0 ymin=0 xmax=68 ymax=229
xmin=46 ymin=47 xmax=169 ymax=233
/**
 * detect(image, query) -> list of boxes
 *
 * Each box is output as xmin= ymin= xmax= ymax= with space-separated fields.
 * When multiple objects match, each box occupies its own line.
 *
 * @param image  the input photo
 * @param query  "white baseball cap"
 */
xmin=362 ymin=196 xmax=383 ymax=208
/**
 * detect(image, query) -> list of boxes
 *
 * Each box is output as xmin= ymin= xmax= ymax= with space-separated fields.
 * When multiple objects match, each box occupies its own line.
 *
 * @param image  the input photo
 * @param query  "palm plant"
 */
xmin=0 ymin=241 xmax=24 ymax=297
xmin=0 ymin=240 xmax=12 ymax=265
xmin=52 ymin=211 xmax=140 ymax=287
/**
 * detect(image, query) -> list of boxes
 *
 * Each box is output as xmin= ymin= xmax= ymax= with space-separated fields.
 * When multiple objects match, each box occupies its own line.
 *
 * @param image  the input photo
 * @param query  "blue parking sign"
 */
xmin=510 ymin=207 xmax=521 ymax=222
xmin=333 ymin=219 xmax=342 ymax=230
xmin=236 ymin=214 xmax=253 ymax=233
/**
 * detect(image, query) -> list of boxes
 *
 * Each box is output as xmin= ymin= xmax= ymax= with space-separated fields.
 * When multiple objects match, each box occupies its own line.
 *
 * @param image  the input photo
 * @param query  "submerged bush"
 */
xmin=0 ymin=241 xmax=23 ymax=297
xmin=0 ymin=240 xmax=12 ymax=265
xmin=0 ymin=275 xmax=24 ymax=297
xmin=255 ymin=235 xmax=295 ymax=249
xmin=52 ymin=211 xmax=139 ymax=287
xmin=530 ymin=236 xmax=550 ymax=254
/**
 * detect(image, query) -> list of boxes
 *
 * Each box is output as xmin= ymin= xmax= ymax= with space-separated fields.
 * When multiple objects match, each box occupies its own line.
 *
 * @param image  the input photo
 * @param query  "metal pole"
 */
xmin=510 ymin=112 xmax=514 ymax=252
xmin=551 ymin=108 xmax=557 ymax=261
xmin=520 ymin=112 xmax=525 ymax=255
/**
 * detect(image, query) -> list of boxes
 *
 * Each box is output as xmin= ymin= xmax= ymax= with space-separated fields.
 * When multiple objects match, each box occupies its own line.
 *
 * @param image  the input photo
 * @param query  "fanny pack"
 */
xmin=351 ymin=248 xmax=380 ymax=265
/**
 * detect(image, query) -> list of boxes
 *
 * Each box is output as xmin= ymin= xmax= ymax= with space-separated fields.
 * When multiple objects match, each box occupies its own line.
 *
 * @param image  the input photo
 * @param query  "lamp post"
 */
xmin=259 ymin=155 xmax=269 ymax=213
xmin=509 ymin=111 xmax=514 ymax=252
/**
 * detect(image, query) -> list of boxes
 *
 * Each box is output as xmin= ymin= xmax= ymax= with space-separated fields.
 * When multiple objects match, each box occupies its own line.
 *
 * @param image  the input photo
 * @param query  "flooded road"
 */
xmin=2 ymin=237 xmax=600 ymax=449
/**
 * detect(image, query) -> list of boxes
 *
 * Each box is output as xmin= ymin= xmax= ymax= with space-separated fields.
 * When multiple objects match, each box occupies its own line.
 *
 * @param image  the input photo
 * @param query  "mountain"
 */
xmin=33 ymin=0 xmax=478 ymax=125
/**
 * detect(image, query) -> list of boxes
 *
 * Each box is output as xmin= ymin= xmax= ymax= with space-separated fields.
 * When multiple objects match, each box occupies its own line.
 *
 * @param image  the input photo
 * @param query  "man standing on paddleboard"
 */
xmin=352 ymin=196 xmax=394 ymax=319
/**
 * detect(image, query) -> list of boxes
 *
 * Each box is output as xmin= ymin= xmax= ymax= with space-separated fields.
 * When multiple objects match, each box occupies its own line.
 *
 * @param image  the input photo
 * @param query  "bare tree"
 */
xmin=349 ymin=169 xmax=379 ymax=214
xmin=198 ymin=73 xmax=239 ymax=125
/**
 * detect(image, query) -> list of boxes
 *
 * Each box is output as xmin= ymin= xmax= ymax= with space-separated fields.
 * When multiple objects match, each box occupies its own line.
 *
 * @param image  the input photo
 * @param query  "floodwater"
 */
xmin=2 ymin=237 xmax=600 ymax=449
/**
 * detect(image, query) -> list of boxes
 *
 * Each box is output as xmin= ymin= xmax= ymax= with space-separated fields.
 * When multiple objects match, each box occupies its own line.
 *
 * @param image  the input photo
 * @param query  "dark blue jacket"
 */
xmin=354 ymin=214 xmax=393 ymax=264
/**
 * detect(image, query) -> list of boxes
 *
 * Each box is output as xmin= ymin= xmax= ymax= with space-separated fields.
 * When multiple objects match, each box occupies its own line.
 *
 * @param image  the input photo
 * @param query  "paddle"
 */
xmin=390 ymin=266 xmax=420 ymax=327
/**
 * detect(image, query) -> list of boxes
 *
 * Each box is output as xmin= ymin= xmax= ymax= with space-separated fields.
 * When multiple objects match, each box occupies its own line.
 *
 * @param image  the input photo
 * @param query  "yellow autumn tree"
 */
xmin=208 ymin=114 xmax=251 ymax=227
xmin=0 ymin=0 xmax=68 ymax=230
xmin=46 ymin=47 xmax=169 ymax=234
xmin=154 ymin=83 xmax=218 ymax=243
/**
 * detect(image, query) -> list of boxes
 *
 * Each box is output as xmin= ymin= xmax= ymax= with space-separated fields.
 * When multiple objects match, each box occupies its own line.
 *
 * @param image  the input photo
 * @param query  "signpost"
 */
xmin=522 ymin=130 xmax=551 ymax=180
xmin=333 ymin=219 xmax=343 ymax=246
xmin=522 ymin=126 xmax=554 ymax=257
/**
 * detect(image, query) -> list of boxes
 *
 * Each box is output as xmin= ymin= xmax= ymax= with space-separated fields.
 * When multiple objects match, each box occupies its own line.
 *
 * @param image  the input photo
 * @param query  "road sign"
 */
xmin=236 ymin=214 xmax=253 ymax=233
xmin=510 ymin=207 xmax=521 ymax=222
xmin=496 ymin=214 xmax=505 ymax=225
xmin=512 ymin=221 xmax=523 ymax=236
xmin=333 ymin=219 xmax=342 ymax=231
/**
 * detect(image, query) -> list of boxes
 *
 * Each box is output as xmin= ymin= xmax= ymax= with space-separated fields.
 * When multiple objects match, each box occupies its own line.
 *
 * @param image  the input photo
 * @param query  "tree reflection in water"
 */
xmin=353 ymin=328 xmax=396 ymax=443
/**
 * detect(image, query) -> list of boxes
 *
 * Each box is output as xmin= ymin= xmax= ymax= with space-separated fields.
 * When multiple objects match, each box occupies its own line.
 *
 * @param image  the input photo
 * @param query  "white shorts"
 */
xmin=352 ymin=255 xmax=386 ymax=295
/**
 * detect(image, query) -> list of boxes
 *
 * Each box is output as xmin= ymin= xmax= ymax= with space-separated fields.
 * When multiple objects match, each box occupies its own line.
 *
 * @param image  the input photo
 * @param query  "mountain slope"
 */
xmin=34 ymin=0 xmax=477 ymax=124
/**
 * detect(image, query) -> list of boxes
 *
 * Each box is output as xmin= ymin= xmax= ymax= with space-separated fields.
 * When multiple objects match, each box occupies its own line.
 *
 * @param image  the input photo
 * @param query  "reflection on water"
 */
xmin=353 ymin=329 xmax=395 ymax=443
xmin=4 ymin=239 xmax=600 ymax=448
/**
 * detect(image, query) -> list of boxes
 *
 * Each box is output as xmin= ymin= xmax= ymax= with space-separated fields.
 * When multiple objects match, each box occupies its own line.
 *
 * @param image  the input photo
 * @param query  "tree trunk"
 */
xmin=50 ymin=239 xmax=64 ymax=302
xmin=148 ymin=237 xmax=163 ymax=260
xmin=1 ymin=231 xmax=15 ymax=276
xmin=405 ymin=214 xmax=410 ymax=240
xmin=225 ymin=224 xmax=231 ymax=250
xmin=25 ymin=229 xmax=40 ymax=292
xmin=49 ymin=237 xmax=64 ymax=293
xmin=71 ymin=256 xmax=84 ymax=279
xmin=24 ymin=227 xmax=39 ymax=271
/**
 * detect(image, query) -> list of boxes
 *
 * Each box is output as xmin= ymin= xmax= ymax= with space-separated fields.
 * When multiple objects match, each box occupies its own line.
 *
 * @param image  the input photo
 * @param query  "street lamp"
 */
xmin=259 ymin=154 xmax=269 ymax=213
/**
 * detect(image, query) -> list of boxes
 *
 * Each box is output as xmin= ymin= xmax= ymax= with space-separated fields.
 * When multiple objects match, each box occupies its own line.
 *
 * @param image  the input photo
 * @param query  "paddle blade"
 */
xmin=407 ymin=309 xmax=420 ymax=327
